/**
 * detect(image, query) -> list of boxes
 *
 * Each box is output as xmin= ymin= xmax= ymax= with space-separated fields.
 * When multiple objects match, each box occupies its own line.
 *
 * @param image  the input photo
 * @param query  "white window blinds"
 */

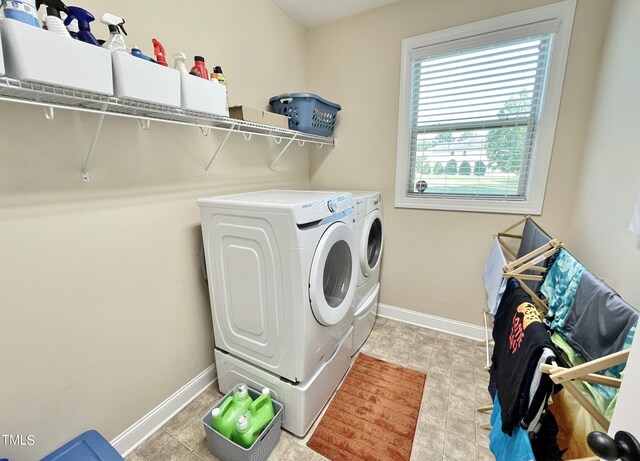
xmin=407 ymin=32 xmax=553 ymax=200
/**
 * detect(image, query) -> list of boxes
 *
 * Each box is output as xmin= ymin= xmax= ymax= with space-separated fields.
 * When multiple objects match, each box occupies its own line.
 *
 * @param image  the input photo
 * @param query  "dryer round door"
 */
xmin=309 ymin=221 xmax=357 ymax=326
xmin=360 ymin=209 xmax=383 ymax=277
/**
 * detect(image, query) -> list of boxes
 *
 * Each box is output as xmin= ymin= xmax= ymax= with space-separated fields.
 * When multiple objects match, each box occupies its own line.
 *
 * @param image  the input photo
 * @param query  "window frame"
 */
xmin=394 ymin=0 xmax=576 ymax=214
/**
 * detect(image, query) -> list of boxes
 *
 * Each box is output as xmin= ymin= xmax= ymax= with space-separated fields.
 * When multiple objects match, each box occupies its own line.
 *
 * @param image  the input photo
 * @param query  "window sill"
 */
xmin=394 ymin=195 xmax=543 ymax=215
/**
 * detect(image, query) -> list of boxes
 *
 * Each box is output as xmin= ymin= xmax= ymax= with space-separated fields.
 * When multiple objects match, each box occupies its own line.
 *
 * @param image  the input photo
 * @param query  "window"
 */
xmin=395 ymin=1 xmax=576 ymax=214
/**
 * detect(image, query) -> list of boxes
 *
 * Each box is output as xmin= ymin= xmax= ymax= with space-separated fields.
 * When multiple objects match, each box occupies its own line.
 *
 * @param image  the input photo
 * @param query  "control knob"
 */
xmin=327 ymin=199 xmax=337 ymax=212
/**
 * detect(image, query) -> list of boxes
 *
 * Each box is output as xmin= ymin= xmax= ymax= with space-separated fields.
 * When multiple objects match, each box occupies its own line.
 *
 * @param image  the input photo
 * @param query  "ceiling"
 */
xmin=271 ymin=0 xmax=404 ymax=27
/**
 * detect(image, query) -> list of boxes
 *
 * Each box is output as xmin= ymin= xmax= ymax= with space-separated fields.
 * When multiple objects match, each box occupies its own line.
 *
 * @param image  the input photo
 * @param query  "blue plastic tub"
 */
xmin=40 ymin=430 xmax=123 ymax=461
xmin=269 ymin=93 xmax=341 ymax=137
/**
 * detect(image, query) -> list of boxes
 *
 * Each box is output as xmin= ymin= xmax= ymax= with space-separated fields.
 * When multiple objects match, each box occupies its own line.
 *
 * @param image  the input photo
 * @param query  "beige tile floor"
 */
xmin=125 ymin=317 xmax=494 ymax=461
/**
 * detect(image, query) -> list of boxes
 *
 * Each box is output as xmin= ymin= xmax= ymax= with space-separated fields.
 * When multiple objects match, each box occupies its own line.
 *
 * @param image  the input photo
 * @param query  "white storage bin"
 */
xmin=112 ymin=52 xmax=180 ymax=107
xmin=0 ymin=19 xmax=112 ymax=94
xmin=181 ymin=73 xmax=228 ymax=116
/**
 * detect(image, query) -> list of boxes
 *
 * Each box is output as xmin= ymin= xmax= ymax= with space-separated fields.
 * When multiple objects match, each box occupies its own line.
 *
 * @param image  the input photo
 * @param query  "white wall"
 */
xmin=0 ymin=1 xmax=311 ymax=459
xmin=307 ymin=0 xmax=613 ymax=325
xmin=568 ymin=0 xmax=640 ymax=308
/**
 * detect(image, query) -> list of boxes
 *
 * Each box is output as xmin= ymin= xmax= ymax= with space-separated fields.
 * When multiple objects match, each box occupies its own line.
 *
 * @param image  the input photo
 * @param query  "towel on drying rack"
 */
xmin=490 ymin=396 xmax=536 ymax=461
xmin=541 ymin=249 xmax=586 ymax=331
xmin=516 ymin=218 xmax=553 ymax=293
xmin=563 ymin=270 xmax=638 ymax=377
xmin=483 ymin=238 xmax=508 ymax=316
xmin=520 ymin=348 xmax=558 ymax=432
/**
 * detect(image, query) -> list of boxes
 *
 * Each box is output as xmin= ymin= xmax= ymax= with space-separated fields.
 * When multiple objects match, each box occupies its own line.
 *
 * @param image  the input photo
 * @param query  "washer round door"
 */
xmin=361 ymin=209 xmax=383 ymax=277
xmin=309 ymin=221 xmax=358 ymax=326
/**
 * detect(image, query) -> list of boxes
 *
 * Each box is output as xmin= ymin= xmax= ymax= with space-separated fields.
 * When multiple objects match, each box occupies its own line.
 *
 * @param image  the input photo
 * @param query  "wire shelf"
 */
xmin=0 ymin=76 xmax=335 ymax=180
xmin=0 ymin=77 xmax=334 ymax=144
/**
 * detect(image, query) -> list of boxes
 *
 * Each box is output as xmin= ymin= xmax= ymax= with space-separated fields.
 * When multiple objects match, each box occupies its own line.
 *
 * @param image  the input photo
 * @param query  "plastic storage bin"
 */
xmin=112 ymin=52 xmax=180 ymax=107
xmin=0 ymin=19 xmax=113 ymax=94
xmin=40 ymin=430 xmax=124 ymax=461
xmin=269 ymin=93 xmax=341 ymax=136
xmin=180 ymin=73 xmax=228 ymax=116
xmin=201 ymin=387 xmax=283 ymax=461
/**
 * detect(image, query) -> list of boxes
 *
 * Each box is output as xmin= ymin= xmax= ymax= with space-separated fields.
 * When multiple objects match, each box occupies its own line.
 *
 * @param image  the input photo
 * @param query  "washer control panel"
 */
xmin=293 ymin=193 xmax=353 ymax=224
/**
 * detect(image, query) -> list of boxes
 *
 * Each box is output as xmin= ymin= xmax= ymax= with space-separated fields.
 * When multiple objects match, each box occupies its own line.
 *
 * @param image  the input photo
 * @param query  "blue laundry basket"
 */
xmin=40 ymin=430 xmax=123 ymax=461
xmin=269 ymin=93 xmax=341 ymax=136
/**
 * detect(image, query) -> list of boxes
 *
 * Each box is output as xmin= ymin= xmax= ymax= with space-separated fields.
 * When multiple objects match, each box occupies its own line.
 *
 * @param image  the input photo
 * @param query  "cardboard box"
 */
xmin=229 ymin=105 xmax=289 ymax=129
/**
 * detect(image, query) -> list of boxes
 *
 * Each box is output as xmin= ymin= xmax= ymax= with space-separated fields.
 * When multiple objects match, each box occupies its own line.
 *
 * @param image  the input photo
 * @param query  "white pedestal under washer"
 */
xmin=351 ymin=191 xmax=384 ymax=354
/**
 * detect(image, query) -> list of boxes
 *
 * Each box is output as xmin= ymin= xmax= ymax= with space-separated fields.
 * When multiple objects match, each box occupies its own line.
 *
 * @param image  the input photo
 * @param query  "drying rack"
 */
xmin=478 ymin=216 xmax=632 ymax=460
xmin=480 ymin=216 xmax=561 ymax=369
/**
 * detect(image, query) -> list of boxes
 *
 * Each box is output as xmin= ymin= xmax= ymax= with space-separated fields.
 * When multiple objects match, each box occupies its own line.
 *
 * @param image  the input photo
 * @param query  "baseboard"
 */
xmin=377 ymin=303 xmax=486 ymax=341
xmin=111 ymin=364 xmax=217 ymax=457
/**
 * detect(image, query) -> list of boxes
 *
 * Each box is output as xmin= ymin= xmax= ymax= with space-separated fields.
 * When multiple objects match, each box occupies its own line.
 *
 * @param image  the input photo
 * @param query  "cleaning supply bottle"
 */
xmin=66 ymin=6 xmax=99 ymax=46
xmin=232 ymin=383 xmax=253 ymax=411
xmin=212 ymin=66 xmax=226 ymax=87
xmin=210 ymin=383 xmax=253 ymax=440
xmin=172 ymin=52 xmax=188 ymax=74
xmin=35 ymin=0 xmax=70 ymax=37
xmin=131 ymin=46 xmax=156 ymax=63
xmin=212 ymin=65 xmax=229 ymax=112
xmin=152 ymin=39 xmax=167 ymax=66
xmin=249 ymin=387 xmax=276 ymax=434
xmin=231 ymin=411 xmax=260 ymax=449
xmin=65 ymin=16 xmax=79 ymax=39
xmin=100 ymin=13 xmax=127 ymax=52
xmin=2 ymin=0 xmax=40 ymax=27
xmin=190 ymin=56 xmax=209 ymax=80
xmin=211 ymin=407 xmax=235 ymax=439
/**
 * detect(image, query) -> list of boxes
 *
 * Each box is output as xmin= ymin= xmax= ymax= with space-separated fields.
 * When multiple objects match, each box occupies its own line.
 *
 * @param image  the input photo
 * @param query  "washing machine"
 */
xmin=198 ymin=190 xmax=358 ymax=435
xmin=351 ymin=191 xmax=383 ymax=354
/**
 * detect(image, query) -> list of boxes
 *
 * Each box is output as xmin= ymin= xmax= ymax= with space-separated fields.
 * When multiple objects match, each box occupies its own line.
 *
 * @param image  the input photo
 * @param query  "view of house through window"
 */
xmin=409 ymin=35 xmax=550 ymax=199
xmin=395 ymin=2 xmax=574 ymax=213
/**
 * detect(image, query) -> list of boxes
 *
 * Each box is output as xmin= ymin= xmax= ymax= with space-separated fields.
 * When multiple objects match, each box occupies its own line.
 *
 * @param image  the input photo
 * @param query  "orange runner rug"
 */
xmin=307 ymin=353 xmax=426 ymax=461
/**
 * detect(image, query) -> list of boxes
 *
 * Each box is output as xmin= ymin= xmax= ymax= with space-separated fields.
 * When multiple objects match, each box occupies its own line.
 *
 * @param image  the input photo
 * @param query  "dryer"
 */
xmin=198 ymin=190 xmax=357 ymax=435
xmin=351 ymin=191 xmax=384 ymax=354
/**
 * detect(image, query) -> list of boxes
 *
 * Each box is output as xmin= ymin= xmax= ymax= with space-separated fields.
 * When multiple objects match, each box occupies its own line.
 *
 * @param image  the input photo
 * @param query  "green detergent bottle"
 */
xmin=231 ymin=411 xmax=260 ymax=449
xmin=249 ymin=387 xmax=276 ymax=434
xmin=210 ymin=383 xmax=253 ymax=440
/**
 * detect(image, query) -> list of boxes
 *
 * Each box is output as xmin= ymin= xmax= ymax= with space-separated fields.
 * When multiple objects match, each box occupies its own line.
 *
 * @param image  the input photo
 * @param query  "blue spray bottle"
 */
xmin=131 ymin=46 xmax=156 ymax=63
xmin=65 ymin=17 xmax=79 ymax=39
xmin=64 ymin=6 xmax=99 ymax=46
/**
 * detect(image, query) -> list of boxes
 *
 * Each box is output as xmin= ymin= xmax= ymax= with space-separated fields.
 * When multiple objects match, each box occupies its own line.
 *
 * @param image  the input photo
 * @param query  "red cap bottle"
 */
xmin=190 ymin=56 xmax=209 ymax=80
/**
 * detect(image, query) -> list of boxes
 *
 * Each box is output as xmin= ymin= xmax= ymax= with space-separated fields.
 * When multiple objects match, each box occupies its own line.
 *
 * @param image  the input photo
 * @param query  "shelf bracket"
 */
xmin=273 ymin=137 xmax=282 ymax=145
xmin=43 ymin=106 xmax=54 ymax=121
xmin=297 ymin=140 xmax=305 ymax=147
xmin=200 ymin=126 xmax=210 ymax=136
xmin=242 ymin=132 xmax=252 ymax=141
xmin=269 ymin=133 xmax=298 ymax=171
xmin=81 ymin=112 xmax=107 ymax=183
xmin=204 ymin=124 xmax=236 ymax=175
xmin=138 ymin=118 xmax=151 ymax=131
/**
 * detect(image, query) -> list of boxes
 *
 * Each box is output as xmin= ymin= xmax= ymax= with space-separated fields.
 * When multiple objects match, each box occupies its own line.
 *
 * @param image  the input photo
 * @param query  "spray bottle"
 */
xmin=190 ymin=56 xmax=209 ymax=80
xmin=131 ymin=46 xmax=156 ymax=63
xmin=173 ymin=52 xmax=188 ymax=74
xmin=65 ymin=16 xmax=79 ymax=39
xmin=2 ymin=0 xmax=40 ymax=27
xmin=65 ymin=6 xmax=99 ymax=46
xmin=35 ymin=0 xmax=70 ymax=38
xmin=100 ymin=13 xmax=127 ymax=52
xmin=151 ymin=39 xmax=167 ymax=67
